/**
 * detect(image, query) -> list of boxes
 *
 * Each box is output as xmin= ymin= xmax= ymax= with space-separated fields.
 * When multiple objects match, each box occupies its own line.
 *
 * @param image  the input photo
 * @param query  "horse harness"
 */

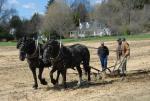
xmin=48 ymin=43 xmax=75 ymax=70
xmin=20 ymin=39 xmax=42 ymax=59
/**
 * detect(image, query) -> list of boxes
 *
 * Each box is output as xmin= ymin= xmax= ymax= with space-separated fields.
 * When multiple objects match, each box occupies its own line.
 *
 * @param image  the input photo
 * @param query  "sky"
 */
xmin=7 ymin=0 xmax=102 ymax=19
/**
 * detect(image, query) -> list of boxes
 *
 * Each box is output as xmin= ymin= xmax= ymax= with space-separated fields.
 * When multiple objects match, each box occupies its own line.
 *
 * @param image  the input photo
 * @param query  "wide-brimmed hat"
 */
xmin=122 ymin=38 xmax=126 ymax=41
xmin=117 ymin=38 xmax=121 ymax=41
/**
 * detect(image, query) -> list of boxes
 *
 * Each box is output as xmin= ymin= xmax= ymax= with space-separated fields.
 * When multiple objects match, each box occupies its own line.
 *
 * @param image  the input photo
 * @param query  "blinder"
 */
xmin=44 ymin=40 xmax=62 ymax=61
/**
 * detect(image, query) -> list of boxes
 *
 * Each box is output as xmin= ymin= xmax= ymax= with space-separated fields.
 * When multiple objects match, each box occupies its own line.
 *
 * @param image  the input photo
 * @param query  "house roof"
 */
xmin=79 ymin=21 xmax=105 ymax=31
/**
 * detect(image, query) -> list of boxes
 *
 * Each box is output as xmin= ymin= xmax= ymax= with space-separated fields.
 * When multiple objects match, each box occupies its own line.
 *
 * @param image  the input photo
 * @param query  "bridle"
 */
xmin=20 ymin=38 xmax=40 ymax=59
xmin=48 ymin=41 xmax=62 ymax=61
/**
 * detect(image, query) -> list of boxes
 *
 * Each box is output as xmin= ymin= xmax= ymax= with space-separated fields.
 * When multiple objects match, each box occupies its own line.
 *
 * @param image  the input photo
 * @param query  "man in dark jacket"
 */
xmin=97 ymin=42 xmax=109 ymax=71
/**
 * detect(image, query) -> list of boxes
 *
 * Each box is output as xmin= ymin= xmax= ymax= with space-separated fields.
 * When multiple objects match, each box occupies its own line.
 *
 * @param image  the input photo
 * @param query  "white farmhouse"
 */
xmin=70 ymin=21 xmax=112 ymax=38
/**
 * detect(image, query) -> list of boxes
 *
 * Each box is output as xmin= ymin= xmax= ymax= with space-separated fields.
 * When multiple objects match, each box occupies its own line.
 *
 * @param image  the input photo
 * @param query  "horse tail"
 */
xmin=82 ymin=47 xmax=91 ymax=81
xmin=82 ymin=62 xmax=89 ymax=74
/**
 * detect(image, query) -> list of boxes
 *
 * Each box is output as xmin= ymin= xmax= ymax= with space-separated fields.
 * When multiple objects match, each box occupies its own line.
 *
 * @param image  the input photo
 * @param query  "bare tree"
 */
xmin=73 ymin=3 xmax=89 ymax=26
xmin=91 ymin=0 xmax=150 ymax=35
xmin=0 ymin=0 xmax=16 ymax=24
xmin=0 ymin=0 xmax=5 ymax=13
xmin=42 ymin=1 xmax=74 ymax=38
xmin=30 ymin=13 xmax=43 ymax=33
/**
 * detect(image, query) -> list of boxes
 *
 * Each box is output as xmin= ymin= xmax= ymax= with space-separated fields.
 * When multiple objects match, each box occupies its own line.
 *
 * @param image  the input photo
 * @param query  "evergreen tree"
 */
xmin=46 ymin=0 xmax=55 ymax=11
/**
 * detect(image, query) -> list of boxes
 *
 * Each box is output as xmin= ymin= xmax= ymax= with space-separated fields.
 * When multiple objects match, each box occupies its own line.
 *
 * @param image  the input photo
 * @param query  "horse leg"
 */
xmin=76 ymin=66 xmax=83 ymax=86
xmin=50 ymin=68 xmax=57 ymax=85
xmin=30 ymin=67 xmax=38 ymax=89
xmin=87 ymin=66 xmax=91 ymax=81
xmin=55 ymin=70 xmax=61 ymax=85
xmin=83 ymin=60 xmax=91 ymax=81
xmin=38 ymin=66 xmax=47 ymax=85
xmin=61 ymin=70 xmax=67 ymax=88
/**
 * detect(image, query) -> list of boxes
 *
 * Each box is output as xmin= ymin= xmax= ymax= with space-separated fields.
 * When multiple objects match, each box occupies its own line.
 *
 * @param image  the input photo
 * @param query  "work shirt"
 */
xmin=122 ymin=41 xmax=130 ymax=57
xmin=97 ymin=46 xmax=109 ymax=58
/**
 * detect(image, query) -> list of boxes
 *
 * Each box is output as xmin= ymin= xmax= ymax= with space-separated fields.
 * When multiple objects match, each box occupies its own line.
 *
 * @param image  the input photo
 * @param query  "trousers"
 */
xmin=99 ymin=56 xmax=108 ymax=70
xmin=119 ymin=57 xmax=127 ymax=75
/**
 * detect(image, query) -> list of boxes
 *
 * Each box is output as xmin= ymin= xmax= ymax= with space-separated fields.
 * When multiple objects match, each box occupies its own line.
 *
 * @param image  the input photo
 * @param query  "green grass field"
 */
xmin=0 ymin=34 xmax=150 ymax=46
xmin=62 ymin=34 xmax=150 ymax=43
xmin=0 ymin=42 xmax=17 ymax=46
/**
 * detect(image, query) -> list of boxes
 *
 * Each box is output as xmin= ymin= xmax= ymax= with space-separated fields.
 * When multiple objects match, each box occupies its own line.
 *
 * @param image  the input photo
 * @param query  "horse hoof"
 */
xmin=63 ymin=85 xmax=67 ymax=89
xmin=76 ymin=84 xmax=81 ymax=88
xmin=51 ymin=79 xmax=57 ymax=85
xmin=33 ymin=84 xmax=38 ymax=89
xmin=41 ymin=79 xmax=48 ymax=85
xmin=77 ymin=82 xmax=82 ymax=87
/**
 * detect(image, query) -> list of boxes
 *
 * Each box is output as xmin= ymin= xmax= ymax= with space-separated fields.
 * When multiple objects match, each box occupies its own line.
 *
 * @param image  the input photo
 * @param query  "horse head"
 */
xmin=18 ymin=37 xmax=37 ymax=61
xmin=43 ymin=40 xmax=62 ymax=63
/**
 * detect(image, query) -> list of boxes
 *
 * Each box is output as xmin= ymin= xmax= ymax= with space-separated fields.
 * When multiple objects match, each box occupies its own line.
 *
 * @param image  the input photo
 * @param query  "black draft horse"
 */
xmin=43 ymin=40 xmax=91 ymax=88
xmin=17 ymin=37 xmax=51 ymax=89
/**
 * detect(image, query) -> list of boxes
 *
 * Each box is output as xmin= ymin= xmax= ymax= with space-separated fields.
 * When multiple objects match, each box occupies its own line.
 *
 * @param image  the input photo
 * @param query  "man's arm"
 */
xmin=106 ymin=46 xmax=109 ymax=56
xmin=97 ymin=47 xmax=101 ymax=56
xmin=125 ymin=43 xmax=130 ymax=57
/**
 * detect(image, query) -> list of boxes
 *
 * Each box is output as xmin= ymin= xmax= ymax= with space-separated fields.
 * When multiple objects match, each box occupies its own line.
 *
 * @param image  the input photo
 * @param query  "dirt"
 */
xmin=0 ymin=40 xmax=150 ymax=101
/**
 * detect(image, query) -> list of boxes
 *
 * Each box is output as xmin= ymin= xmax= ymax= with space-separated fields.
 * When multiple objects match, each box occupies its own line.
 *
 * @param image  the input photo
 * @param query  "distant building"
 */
xmin=70 ymin=21 xmax=111 ymax=38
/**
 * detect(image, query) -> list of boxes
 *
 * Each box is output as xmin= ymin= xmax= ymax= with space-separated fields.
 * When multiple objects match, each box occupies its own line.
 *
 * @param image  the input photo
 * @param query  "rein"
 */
xmin=27 ymin=40 xmax=40 ymax=59
xmin=27 ymin=48 xmax=38 ymax=59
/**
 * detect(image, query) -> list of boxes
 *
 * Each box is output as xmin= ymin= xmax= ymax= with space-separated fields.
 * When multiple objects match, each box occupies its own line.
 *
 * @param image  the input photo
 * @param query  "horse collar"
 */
xmin=50 ymin=46 xmax=62 ymax=61
xmin=27 ymin=46 xmax=39 ymax=59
